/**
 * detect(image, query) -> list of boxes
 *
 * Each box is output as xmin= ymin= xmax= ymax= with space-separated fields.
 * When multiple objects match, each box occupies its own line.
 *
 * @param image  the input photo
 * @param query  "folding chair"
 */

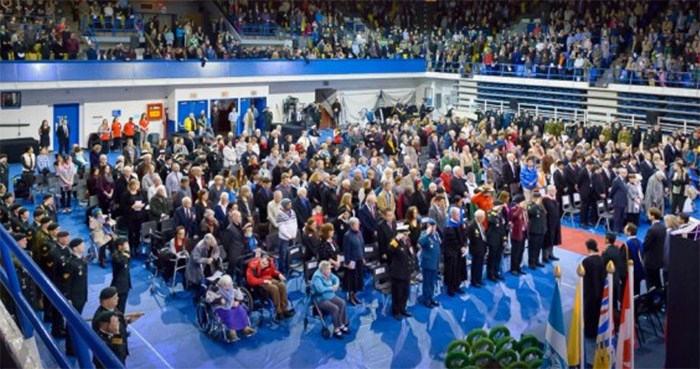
xmin=572 ymin=193 xmax=582 ymax=209
xmin=560 ymin=195 xmax=579 ymax=224
xmin=372 ymin=264 xmax=392 ymax=317
xmin=160 ymin=217 xmax=175 ymax=233
xmin=594 ymin=200 xmax=614 ymax=230
xmin=364 ymin=242 xmax=380 ymax=271
xmin=139 ymin=220 xmax=159 ymax=256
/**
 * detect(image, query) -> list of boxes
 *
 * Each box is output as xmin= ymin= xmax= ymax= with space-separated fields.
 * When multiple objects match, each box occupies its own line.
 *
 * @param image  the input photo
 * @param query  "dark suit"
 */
xmin=292 ymin=197 xmax=312 ymax=230
xmin=174 ymin=206 xmax=198 ymax=238
xmin=485 ymin=209 xmax=507 ymax=279
xmin=609 ymin=177 xmax=628 ymax=233
xmin=214 ymin=204 xmax=228 ymax=229
xmin=642 ymin=221 xmax=666 ymax=292
xmin=640 ymin=160 xmax=655 ymax=191
xmin=358 ymin=204 xmax=378 ymax=244
xmin=110 ymin=250 xmax=132 ymax=314
xmin=577 ymin=168 xmax=594 ymax=225
xmin=254 ymin=187 xmax=273 ymax=223
xmin=220 ymin=222 xmax=247 ymax=276
xmin=502 ymin=162 xmax=521 ymax=191
xmin=450 ymin=176 xmax=469 ymax=199
xmin=443 ymin=222 xmax=467 ymax=293
xmin=553 ymin=168 xmax=566 ymax=210
xmin=527 ymin=202 xmax=547 ymax=266
xmin=602 ymin=244 xmax=627 ymax=309
xmin=320 ymin=185 xmax=339 ymax=219
xmin=663 ymin=143 xmax=676 ymax=167
xmin=563 ymin=164 xmax=578 ymax=196
xmin=467 ymin=220 xmax=486 ymax=285
xmin=56 ymin=123 xmax=70 ymax=154
xmin=377 ymin=220 xmax=396 ymax=261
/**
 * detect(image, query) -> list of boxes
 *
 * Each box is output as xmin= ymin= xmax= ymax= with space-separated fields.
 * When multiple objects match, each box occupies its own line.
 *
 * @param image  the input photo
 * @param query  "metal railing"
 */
xmin=240 ymin=23 xmax=278 ymax=37
xmin=434 ymin=61 xmax=700 ymax=90
xmin=0 ymin=226 xmax=124 ymax=369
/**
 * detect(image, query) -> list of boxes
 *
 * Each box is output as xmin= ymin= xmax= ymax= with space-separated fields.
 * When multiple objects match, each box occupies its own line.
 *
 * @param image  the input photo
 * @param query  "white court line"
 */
xmin=129 ymin=326 xmax=175 ymax=369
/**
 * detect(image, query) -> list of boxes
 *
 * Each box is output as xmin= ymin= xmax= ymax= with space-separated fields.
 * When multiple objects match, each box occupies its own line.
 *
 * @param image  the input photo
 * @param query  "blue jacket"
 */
xmin=343 ymin=229 xmax=364 ymax=262
xmin=311 ymin=269 xmax=340 ymax=302
xmin=520 ymin=165 xmax=538 ymax=190
xmin=418 ymin=231 xmax=441 ymax=271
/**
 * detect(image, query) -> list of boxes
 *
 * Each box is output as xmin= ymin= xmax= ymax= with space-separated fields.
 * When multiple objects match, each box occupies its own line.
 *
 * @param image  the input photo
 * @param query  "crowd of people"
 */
xmin=2 ymin=98 xmax=699 ymax=365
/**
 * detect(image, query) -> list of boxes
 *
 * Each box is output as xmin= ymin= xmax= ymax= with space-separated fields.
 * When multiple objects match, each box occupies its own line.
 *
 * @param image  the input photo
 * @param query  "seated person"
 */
xmin=311 ymin=260 xmax=350 ymax=339
xmin=89 ymin=208 xmax=115 ymax=268
xmin=168 ymin=225 xmax=190 ymax=254
xmin=205 ymin=274 xmax=256 ymax=342
xmin=242 ymin=223 xmax=259 ymax=253
xmin=246 ymin=254 xmax=294 ymax=321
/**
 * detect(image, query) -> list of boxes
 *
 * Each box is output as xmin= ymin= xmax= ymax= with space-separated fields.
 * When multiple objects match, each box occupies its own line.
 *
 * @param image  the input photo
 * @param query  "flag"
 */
xmin=615 ymin=277 xmax=634 ymax=369
xmin=567 ymin=280 xmax=582 ymax=367
xmin=593 ymin=278 xmax=614 ymax=369
xmin=541 ymin=282 xmax=568 ymax=369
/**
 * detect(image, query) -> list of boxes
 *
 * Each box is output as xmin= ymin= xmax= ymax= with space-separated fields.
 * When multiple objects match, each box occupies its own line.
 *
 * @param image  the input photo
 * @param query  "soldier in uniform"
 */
xmin=93 ymin=311 xmax=128 ymax=368
xmin=36 ymin=194 xmax=58 ymax=222
xmin=527 ymin=192 xmax=547 ymax=269
xmin=486 ymin=200 xmax=507 ymax=282
xmin=93 ymin=287 xmax=139 ymax=365
xmin=60 ymin=238 xmax=88 ymax=356
xmin=0 ymin=193 xmax=14 ymax=224
xmin=10 ymin=207 xmax=32 ymax=236
xmin=38 ymin=222 xmax=60 ymax=328
xmin=4 ymin=233 xmax=37 ymax=317
xmin=387 ymin=224 xmax=414 ymax=320
xmin=48 ymin=230 xmax=72 ymax=338
xmin=111 ymin=237 xmax=132 ymax=314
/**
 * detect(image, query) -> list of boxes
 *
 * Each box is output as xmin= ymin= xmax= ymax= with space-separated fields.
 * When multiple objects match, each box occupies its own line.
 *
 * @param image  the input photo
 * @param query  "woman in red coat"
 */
xmin=509 ymin=194 xmax=528 ymax=275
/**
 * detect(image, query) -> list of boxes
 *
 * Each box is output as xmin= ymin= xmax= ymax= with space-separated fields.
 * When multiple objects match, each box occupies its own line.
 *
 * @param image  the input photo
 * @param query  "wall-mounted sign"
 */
xmin=112 ymin=110 xmax=121 ymax=117
xmin=189 ymin=93 xmax=197 ymax=99
xmin=221 ymin=91 xmax=229 ymax=97
xmin=147 ymin=103 xmax=163 ymax=121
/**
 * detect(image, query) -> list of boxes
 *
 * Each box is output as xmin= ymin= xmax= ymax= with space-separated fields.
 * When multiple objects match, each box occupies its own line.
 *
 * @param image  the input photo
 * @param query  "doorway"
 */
xmin=53 ymin=103 xmax=79 ymax=152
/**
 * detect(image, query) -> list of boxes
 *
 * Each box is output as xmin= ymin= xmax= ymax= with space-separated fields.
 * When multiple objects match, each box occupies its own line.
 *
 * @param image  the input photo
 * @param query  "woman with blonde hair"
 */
xmin=339 ymin=193 xmax=354 ymax=217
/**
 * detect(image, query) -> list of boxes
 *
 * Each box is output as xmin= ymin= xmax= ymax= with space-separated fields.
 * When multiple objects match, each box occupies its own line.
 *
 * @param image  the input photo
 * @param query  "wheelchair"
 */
xmin=194 ymin=272 xmax=254 ymax=342
xmin=301 ymin=259 xmax=332 ymax=339
xmin=234 ymin=254 xmax=279 ymax=327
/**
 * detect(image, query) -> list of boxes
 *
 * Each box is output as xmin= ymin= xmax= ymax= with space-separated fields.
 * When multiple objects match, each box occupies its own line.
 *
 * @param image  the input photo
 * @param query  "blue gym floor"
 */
xmin=7 ymin=159 xmax=695 ymax=368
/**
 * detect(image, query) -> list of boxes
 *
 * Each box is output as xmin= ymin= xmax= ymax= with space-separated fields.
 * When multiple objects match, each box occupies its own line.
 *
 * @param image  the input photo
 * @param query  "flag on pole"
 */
xmin=567 ymin=280 xmax=582 ymax=367
xmin=615 ymin=277 xmax=634 ymax=369
xmin=542 ymin=282 xmax=568 ymax=369
xmin=593 ymin=278 xmax=614 ymax=369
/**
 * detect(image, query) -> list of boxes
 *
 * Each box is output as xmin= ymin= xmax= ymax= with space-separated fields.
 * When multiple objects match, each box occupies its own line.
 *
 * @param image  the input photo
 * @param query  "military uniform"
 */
xmin=60 ymin=252 xmax=88 ymax=355
xmin=111 ymin=250 xmax=132 ymax=314
xmin=48 ymin=243 xmax=71 ymax=334
xmin=485 ymin=209 xmax=507 ymax=281
xmin=93 ymin=329 xmax=128 ymax=368
xmin=527 ymin=202 xmax=548 ymax=267
xmin=38 ymin=236 xmax=57 ymax=324
xmin=92 ymin=305 xmax=129 ymax=360
xmin=387 ymin=236 xmax=414 ymax=318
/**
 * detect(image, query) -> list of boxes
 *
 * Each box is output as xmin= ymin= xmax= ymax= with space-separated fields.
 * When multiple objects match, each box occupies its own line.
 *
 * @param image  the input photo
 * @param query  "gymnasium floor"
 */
xmin=7 ymin=161 xmax=695 ymax=368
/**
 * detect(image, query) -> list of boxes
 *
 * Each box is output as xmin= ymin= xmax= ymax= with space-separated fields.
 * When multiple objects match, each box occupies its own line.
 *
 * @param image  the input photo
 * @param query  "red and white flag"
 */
xmin=615 ymin=277 xmax=634 ymax=369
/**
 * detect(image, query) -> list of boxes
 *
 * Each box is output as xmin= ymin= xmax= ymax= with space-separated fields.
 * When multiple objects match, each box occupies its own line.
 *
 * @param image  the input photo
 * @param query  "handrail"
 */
xmin=0 ymin=226 xmax=124 ymax=369
xmin=433 ymin=60 xmax=700 ymax=90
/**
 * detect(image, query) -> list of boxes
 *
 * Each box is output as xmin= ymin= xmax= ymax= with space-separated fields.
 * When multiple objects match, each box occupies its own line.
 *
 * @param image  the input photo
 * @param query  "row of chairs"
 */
xmin=561 ymin=193 xmax=615 ymax=230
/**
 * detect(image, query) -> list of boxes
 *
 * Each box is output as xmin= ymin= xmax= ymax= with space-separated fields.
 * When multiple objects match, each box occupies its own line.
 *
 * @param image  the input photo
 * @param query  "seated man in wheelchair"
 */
xmin=205 ymin=274 xmax=256 ymax=342
xmin=246 ymin=253 xmax=295 ymax=321
xmin=311 ymin=260 xmax=350 ymax=339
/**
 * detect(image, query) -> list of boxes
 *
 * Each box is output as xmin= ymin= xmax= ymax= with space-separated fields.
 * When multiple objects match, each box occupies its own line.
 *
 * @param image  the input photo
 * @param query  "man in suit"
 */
xmin=387 ymin=225 xmax=414 ymax=320
xmin=254 ymin=178 xmax=273 ymax=224
xmin=642 ymin=207 xmax=666 ymax=293
xmin=174 ymin=197 xmax=198 ymax=238
xmin=610 ymin=167 xmax=628 ymax=234
xmin=563 ymin=159 xmax=579 ymax=198
xmin=602 ymin=232 xmax=626 ymax=310
xmin=591 ymin=164 xmax=607 ymax=214
xmin=527 ymin=193 xmax=547 ymax=268
xmin=450 ymin=166 xmax=469 ymax=200
xmin=214 ymin=193 xmax=229 ymax=229
xmin=292 ymin=187 xmax=312 ymax=230
xmin=376 ymin=209 xmax=397 ymax=262
xmin=663 ymin=137 xmax=677 ymax=167
xmin=577 ymin=160 xmax=595 ymax=227
xmin=60 ymin=238 xmax=88 ymax=356
xmin=358 ymin=194 xmax=379 ymax=244
xmin=320 ymin=176 xmax=340 ymax=219
xmin=639 ymin=152 xmax=655 ymax=191
xmin=377 ymin=180 xmax=396 ymax=216
xmin=56 ymin=118 xmax=70 ymax=155
xmin=502 ymin=153 xmax=521 ymax=195
xmin=111 ymin=237 xmax=132 ymax=314
xmin=220 ymin=210 xmax=247 ymax=276
xmin=552 ymin=160 xmax=567 ymax=211
xmin=467 ymin=210 xmax=487 ymax=288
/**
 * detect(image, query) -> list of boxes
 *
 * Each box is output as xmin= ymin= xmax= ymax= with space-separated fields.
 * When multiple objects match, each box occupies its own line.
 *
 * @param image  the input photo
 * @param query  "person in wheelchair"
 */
xmin=89 ymin=208 xmax=115 ymax=268
xmin=311 ymin=261 xmax=350 ymax=339
xmin=246 ymin=253 xmax=294 ymax=321
xmin=206 ymin=274 xmax=256 ymax=342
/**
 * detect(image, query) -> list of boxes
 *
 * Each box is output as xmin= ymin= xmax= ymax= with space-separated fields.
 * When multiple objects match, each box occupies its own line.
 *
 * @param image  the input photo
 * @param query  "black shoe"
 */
xmin=535 ymin=262 xmax=545 ymax=268
xmin=341 ymin=326 xmax=351 ymax=334
xmin=447 ymin=291 xmax=456 ymax=297
xmin=348 ymin=299 xmax=358 ymax=306
xmin=529 ymin=264 xmax=537 ymax=270
xmin=393 ymin=313 xmax=403 ymax=321
xmin=333 ymin=330 xmax=344 ymax=339
xmin=284 ymin=310 xmax=295 ymax=318
xmin=66 ymin=349 xmax=75 ymax=357
xmin=549 ymin=256 xmax=560 ymax=261
xmin=402 ymin=311 xmax=413 ymax=318
xmin=471 ymin=283 xmax=482 ymax=289
xmin=456 ymin=288 xmax=466 ymax=294
xmin=542 ymin=258 xmax=551 ymax=264
xmin=510 ymin=270 xmax=520 ymax=276
xmin=424 ymin=302 xmax=435 ymax=308
xmin=487 ymin=276 xmax=497 ymax=282
xmin=51 ymin=329 xmax=66 ymax=339
xmin=430 ymin=300 xmax=440 ymax=307
xmin=517 ymin=269 xmax=527 ymax=275
xmin=496 ymin=274 xmax=505 ymax=281
xmin=276 ymin=313 xmax=285 ymax=321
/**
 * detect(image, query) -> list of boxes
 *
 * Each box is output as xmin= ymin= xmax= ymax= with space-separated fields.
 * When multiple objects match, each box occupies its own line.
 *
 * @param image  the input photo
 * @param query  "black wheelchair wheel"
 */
xmin=195 ymin=301 xmax=211 ymax=333
xmin=321 ymin=327 xmax=331 ymax=340
xmin=239 ymin=286 xmax=255 ymax=312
